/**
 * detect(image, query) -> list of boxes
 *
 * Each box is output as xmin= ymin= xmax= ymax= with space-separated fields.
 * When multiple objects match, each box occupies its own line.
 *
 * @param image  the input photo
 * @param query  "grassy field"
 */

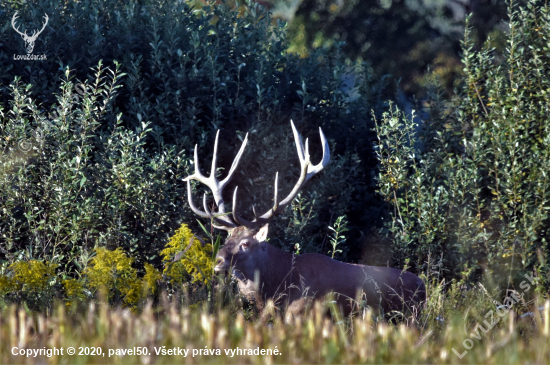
xmin=0 ymin=293 xmax=548 ymax=364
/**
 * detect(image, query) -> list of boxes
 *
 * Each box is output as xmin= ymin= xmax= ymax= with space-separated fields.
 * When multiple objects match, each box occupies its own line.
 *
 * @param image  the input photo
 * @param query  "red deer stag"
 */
xmin=184 ymin=122 xmax=426 ymax=317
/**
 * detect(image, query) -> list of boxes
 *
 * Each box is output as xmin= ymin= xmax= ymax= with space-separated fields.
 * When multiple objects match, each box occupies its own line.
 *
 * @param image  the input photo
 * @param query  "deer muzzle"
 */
xmin=214 ymin=257 xmax=229 ymax=273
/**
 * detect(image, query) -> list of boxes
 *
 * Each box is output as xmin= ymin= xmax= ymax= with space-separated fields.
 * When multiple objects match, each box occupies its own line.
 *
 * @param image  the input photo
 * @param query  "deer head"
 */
xmin=12 ymin=12 xmax=49 ymax=54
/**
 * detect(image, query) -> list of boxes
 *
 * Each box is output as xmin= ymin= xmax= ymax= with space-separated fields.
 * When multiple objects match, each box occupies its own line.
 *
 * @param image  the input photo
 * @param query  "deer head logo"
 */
xmin=12 ymin=12 xmax=49 ymax=54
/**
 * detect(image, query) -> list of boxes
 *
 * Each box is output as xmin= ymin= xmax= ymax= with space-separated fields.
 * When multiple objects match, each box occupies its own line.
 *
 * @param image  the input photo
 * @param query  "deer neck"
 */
xmin=254 ymin=244 xmax=295 ymax=299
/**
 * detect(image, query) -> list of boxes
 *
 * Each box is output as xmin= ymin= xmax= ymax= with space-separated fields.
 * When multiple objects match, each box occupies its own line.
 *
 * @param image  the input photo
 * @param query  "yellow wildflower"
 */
xmin=0 ymin=274 xmax=13 ymax=294
xmin=63 ymin=278 xmax=86 ymax=308
xmin=144 ymin=263 xmax=162 ymax=294
xmin=85 ymin=247 xmax=141 ymax=309
xmin=8 ymin=260 xmax=58 ymax=292
xmin=161 ymin=224 xmax=213 ymax=285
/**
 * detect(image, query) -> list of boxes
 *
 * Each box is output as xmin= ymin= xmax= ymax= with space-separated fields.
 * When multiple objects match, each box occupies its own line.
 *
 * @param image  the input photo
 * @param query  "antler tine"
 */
xmin=11 ymin=12 xmax=26 ymax=36
xmin=232 ymin=121 xmax=330 ymax=229
xmin=210 ymin=130 xmax=220 ymax=181
xmin=184 ymin=130 xmax=249 ymax=230
xmin=306 ymin=126 xmax=330 ymax=180
xmin=291 ymin=120 xmax=306 ymax=162
xmin=31 ymin=13 xmax=49 ymax=38
xmin=202 ymin=193 xmax=212 ymax=217
xmin=272 ymin=171 xmax=279 ymax=212
xmin=221 ymin=133 xmax=249 ymax=186
xmin=185 ymin=180 xmax=212 ymax=219
xmin=232 ymin=186 xmax=255 ymax=227
xmin=190 ymin=144 xmax=205 ymax=179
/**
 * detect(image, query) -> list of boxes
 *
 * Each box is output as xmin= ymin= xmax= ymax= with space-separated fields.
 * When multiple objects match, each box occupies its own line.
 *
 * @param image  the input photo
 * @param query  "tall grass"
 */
xmin=0 ymin=294 xmax=548 ymax=364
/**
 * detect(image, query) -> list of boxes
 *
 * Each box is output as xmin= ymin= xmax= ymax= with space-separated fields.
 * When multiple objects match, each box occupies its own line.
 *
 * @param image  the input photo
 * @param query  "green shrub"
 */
xmin=0 ymin=63 xmax=187 ymax=276
xmin=375 ymin=0 xmax=550 ymax=293
xmin=0 ymin=0 xmax=385 ymax=277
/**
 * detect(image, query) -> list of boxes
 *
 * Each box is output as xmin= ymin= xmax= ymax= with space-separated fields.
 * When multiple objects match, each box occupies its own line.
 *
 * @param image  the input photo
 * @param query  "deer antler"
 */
xmin=232 ymin=120 xmax=330 ymax=229
xmin=11 ymin=12 xmax=26 ymax=37
xmin=185 ymin=121 xmax=330 ymax=231
xmin=183 ymin=131 xmax=249 ymax=230
xmin=29 ymin=14 xmax=49 ymax=41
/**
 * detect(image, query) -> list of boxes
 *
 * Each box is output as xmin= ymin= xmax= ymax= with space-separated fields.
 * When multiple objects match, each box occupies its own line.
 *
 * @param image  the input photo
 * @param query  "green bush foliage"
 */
xmin=0 ymin=219 xmax=220 ymax=311
xmin=375 ymin=0 xmax=550 ymax=292
xmin=0 ymin=64 xmax=187 ymax=275
xmin=0 ymin=0 xmax=384 ymax=278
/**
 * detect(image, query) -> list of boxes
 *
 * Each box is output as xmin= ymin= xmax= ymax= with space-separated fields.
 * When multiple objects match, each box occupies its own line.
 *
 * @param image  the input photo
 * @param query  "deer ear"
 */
xmin=254 ymin=224 xmax=269 ymax=242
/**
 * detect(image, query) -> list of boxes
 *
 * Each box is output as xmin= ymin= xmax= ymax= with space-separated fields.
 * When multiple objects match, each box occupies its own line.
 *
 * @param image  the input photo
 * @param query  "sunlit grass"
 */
xmin=0 ymin=294 xmax=548 ymax=364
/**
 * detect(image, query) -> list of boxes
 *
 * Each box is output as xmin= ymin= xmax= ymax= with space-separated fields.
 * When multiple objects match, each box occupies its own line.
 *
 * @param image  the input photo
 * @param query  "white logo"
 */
xmin=12 ymin=11 xmax=48 ymax=60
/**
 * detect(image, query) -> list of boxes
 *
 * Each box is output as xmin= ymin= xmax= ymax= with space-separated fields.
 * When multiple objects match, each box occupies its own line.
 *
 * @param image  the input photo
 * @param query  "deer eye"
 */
xmin=241 ymin=240 xmax=250 ymax=250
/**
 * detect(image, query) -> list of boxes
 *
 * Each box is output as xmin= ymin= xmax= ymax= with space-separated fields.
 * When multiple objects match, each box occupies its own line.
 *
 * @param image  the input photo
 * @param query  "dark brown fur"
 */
xmin=215 ymin=225 xmax=426 ymax=318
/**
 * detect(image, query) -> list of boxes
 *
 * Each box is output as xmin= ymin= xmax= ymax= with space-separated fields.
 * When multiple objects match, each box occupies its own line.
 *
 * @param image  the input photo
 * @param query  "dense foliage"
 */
xmin=268 ymin=0 xmax=512 ymax=95
xmin=0 ymin=0 xmax=383 ymax=281
xmin=161 ymin=223 xmax=214 ymax=285
xmin=0 ymin=0 xmax=549 ymax=316
xmin=375 ymin=1 xmax=550 ymax=292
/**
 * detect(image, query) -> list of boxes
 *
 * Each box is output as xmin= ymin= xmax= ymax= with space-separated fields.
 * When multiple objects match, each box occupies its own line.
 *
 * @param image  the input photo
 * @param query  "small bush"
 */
xmin=143 ymin=263 xmax=162 ymax=295
xmin=0 ymin=260 xmax=59 ymax=310
xmin=161 ymin=223 xmax=213 ymax=286
xmin=62 ymin=278 xmax=86 ymax=308
xmin=85 ymin=247 xmax=142 ymax=309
